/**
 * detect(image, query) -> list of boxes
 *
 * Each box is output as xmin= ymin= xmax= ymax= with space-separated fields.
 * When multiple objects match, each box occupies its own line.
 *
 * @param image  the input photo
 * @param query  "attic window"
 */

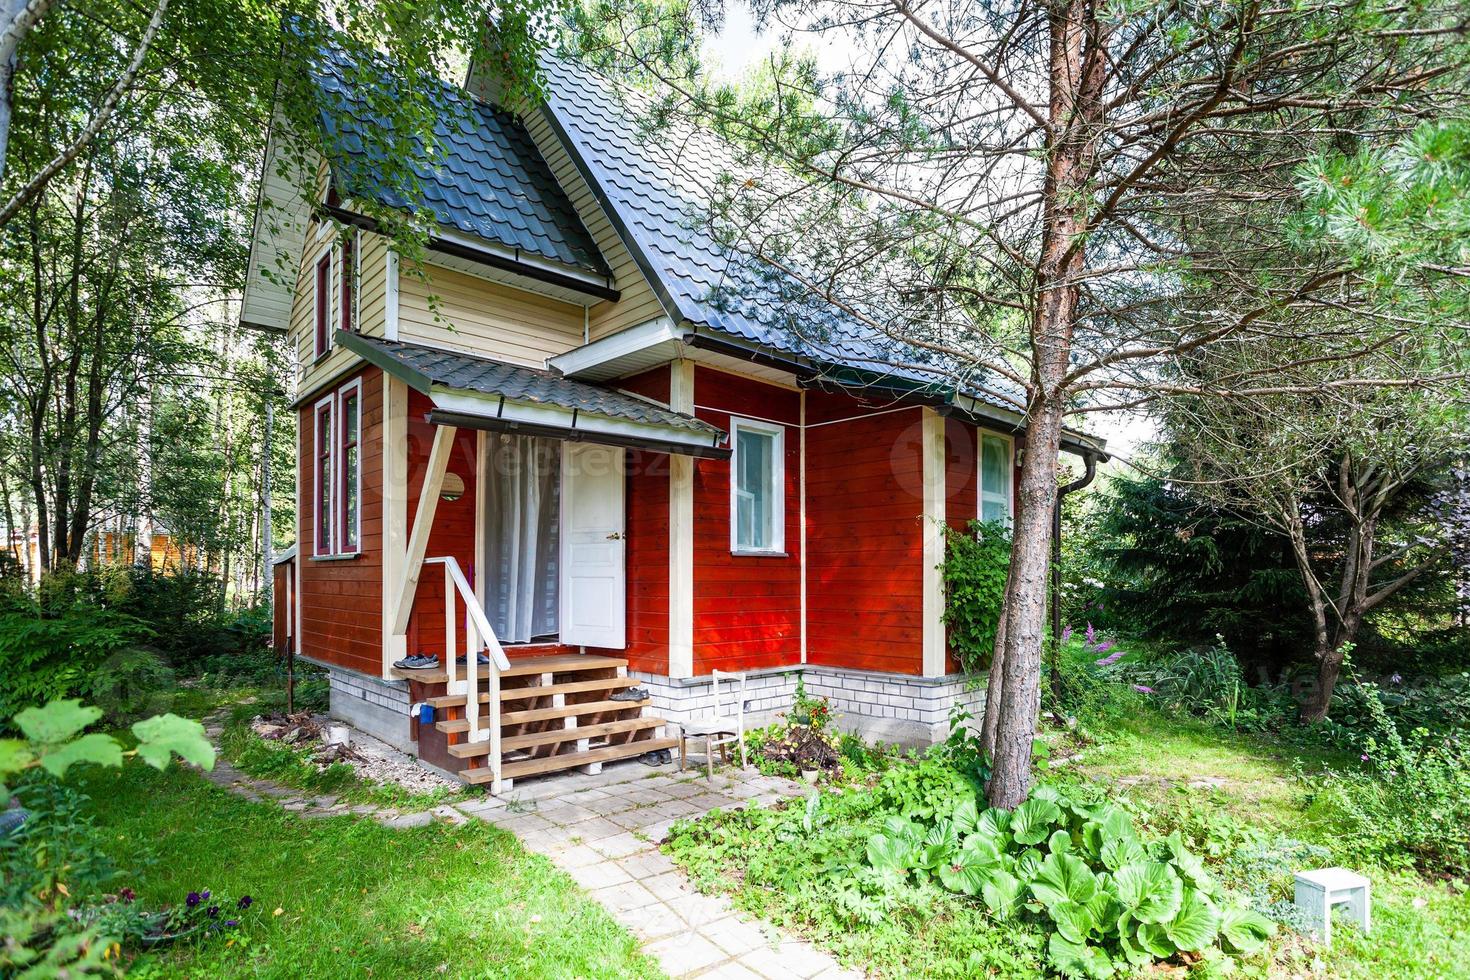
xmin=340 ymin=231 xmax=358 ymax=335
xmin=313 ymin=253 xmax=331 ymax=360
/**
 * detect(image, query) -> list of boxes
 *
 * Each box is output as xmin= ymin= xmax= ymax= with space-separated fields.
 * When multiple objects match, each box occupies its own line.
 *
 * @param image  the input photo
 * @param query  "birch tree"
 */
xmin=580 ymin=0 xmax=1470 ymax=805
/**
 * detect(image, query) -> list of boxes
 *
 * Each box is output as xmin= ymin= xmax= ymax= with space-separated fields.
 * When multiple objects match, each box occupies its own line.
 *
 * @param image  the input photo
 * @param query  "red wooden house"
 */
xmin=249 ymin=46 xmax=1102 ymax=791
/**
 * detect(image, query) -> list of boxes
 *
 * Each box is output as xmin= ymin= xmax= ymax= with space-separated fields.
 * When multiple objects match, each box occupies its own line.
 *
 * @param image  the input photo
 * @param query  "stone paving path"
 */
xmin=201 ymin=715 xmax=862 ymax=979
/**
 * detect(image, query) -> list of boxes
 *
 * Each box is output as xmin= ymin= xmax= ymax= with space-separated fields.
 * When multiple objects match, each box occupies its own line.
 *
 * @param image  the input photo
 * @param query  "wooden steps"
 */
xmin=433 ymin=698 xmax=649 ymax=734
xmin=426 ymin=677 xmax=641 ymax=709
xmin=447 ymin=717 xmax=664 ymax=758
xmin=407 ymin=652 xmax=665 ymax=791
xmin=461 ymin=736 xmax=679 ymax=785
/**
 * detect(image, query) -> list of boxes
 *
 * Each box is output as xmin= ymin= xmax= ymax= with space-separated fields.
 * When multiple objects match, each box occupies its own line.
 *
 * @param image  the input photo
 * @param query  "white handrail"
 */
xmin=423 ymin=556 xmax=506 ymax=791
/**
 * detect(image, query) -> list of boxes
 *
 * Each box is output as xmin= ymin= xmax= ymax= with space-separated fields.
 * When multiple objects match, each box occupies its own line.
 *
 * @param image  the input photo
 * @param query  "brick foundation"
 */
xmin=322 ymin=662 xmax=414 ymax=752
xmin=633 ymin=665 xmax=986 ymax=746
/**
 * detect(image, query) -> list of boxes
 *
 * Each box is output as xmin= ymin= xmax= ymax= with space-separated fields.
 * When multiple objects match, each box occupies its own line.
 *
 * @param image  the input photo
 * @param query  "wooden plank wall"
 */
xmin=689 ymin=367 xmax=803 ymax=673
xmin=396 ymin=267 xmax=586 ymax=368
xmin=297 ymin=366 xmax=385 ymax=675
xmin=619 ymin=367 xmax=674 ymax=674
xmin=804 ymin=394 xmax=927 ymax=674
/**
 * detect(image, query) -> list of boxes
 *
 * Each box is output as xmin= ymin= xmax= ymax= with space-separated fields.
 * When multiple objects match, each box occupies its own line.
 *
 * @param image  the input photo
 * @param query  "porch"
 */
xmin=392 ymin=650 xmax=677 ymax=791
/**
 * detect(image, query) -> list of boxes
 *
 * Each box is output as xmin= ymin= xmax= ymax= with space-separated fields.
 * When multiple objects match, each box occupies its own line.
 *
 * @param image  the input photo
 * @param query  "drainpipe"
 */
xmin=1050 ymin=452 xmax=1099 ymax=704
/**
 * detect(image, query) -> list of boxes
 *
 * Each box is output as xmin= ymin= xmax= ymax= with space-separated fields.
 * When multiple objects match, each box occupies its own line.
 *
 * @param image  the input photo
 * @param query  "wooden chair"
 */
xmin=678 ymin=669 xmax=748 ymax=778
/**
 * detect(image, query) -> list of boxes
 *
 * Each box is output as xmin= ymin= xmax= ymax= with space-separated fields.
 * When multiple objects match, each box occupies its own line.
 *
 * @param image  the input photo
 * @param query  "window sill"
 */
xmin=310 ymin=551 xmax=361 ymax=562
xmin=731 ymin=550 xmax=789 ymax=558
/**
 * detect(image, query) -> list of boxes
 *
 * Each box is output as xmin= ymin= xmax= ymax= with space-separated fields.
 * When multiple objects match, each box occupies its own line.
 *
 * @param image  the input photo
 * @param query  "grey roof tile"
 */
xmin=311 ymin=46 xmax=611 ymax=278
xmin=353 ymin=336 xmax=724 ymax=439
xmin=538 ymin=56 xmax=1024 ymax=414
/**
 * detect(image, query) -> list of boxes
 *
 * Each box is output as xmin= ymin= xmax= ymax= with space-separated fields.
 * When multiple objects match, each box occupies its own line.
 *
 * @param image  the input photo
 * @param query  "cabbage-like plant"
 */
xmin=862 ymin=784 xmax=1275 ymax=977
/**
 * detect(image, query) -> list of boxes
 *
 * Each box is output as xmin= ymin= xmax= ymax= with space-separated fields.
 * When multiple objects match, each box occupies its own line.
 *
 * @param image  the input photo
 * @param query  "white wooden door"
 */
xmin=560 ymin=442 xmax=626 ymax=648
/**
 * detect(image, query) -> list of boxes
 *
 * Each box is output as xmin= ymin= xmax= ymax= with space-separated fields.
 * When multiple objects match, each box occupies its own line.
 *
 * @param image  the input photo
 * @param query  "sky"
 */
xmin=700 ymin=3 xmax=1160 ymax=464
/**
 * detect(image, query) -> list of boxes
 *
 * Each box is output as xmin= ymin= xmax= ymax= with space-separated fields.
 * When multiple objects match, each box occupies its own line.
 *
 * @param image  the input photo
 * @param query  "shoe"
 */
xmin=610 ymin=687 xmax=649 ymax=702
xmin=393 ymin=654 xmax=438 ymax=670
xmin=640 ymin=749 xmax=669 ymax=766
xmin=455 ymin=652 xmax=491 ymax=666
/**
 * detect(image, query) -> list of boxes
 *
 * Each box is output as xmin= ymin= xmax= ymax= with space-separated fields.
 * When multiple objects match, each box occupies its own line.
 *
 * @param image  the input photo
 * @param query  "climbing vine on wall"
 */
xmin=941 ymin=520 xmax=1012 ymax=674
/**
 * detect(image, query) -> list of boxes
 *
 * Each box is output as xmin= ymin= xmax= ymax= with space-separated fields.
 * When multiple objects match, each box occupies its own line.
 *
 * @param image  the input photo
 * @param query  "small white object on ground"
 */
xmin=1294 ymin=867 xmax=1371 ymax=947
xmin=324 ymin=725 xmax=351 ymax=747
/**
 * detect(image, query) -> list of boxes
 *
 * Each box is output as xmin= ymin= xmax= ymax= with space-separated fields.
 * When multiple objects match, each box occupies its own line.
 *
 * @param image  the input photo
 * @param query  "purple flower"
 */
xmin=201 ymin=890 xmax=210 ymax=901
xmin=118 ymin=888 xmax=135 ymax=903
xmin=1133 ymin=685 xmax=1155 ymax=694
xmin=1390 ymin=673 xmax=1403 ymax=684
xmin=1096 ymin=650 xmax=1124 ymax=667
xmin=1093 ymin=640 xmax=1114 ymax=655
xmin=206 ymin=905 xmax=220 ymax=919
xmin=186 ymin=892 xmax=202 ymax=908
xmin=237 ymin=895 xmax=253 ymax=910
xmin=225 ymin=920 xmax=239 ymax=928
xmin=1085 ymin=623 xmax=1097 ymax=646
xmin=1361 ymin=754 xmax=1370 ymax=761
xmin=1061 ymin=625 xmax=1073 ymax=644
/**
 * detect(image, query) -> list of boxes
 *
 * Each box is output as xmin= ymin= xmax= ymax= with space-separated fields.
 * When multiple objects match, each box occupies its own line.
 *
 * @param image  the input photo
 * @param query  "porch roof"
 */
xmin=338 ymin=333 xmax=730 ymax=458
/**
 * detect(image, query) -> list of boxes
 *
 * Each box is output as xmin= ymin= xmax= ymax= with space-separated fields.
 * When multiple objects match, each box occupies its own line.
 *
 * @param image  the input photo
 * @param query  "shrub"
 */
xmin=0 ymin=605 xmax=149 ymax=722
xmin=941 ymin=520 xmax=1011 ymax=673
xmin=1308 ymin=682 xmax=1470 ymax=874
xmin=1319 ymin=669 xmax=1470 ymax=746
xmin=86 ymin=647 xmax=176 ymax=725
xmin=873 ymin=757 xmax=978 ymax=823
xmin=1120 ymin=638 xmax=1296 ymax=732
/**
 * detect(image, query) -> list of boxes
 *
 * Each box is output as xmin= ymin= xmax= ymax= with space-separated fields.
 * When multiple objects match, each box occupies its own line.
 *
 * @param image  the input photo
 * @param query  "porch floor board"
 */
xmin=392 ymin=653 xmax=627 ymax=687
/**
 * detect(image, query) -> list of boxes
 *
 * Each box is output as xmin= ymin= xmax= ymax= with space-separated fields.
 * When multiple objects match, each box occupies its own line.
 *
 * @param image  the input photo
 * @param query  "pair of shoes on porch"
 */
xmin=454 ymin=652 xmax=491 ymax=667
xmin=610 ymin=687 xmax=650 ymax=703
xmin=394 ymin=653 xmax=438 ymax=670
xmin=640 ymin=748 xmax=672 ymax=766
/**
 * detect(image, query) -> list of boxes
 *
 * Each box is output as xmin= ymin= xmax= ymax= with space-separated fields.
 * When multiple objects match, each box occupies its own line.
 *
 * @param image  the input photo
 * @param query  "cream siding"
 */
xmin=396 ymin=264 xmax=584 ymax=367
xmin=290 ymin=227 xmax=389 ymax=397
xmin=524 ymin=111 xmax=668 ymax=340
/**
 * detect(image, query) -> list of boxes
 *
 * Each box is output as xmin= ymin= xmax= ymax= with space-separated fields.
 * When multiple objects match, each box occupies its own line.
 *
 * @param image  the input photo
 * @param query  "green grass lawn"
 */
xmin=1056 ymin=712 xmax=1470 ymax=979
xmin=78 ymin=763 xmax=663 ymax=979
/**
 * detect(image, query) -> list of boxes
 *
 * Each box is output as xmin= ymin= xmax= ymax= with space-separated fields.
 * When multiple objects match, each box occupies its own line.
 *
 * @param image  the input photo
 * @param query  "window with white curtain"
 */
xmin=979 ymin=432 xmax=1014 ymax=525
xmin=730 ymin=417 xmax=784 ymax=554
xmin=483 ymin=434 xmax=561 ymax=643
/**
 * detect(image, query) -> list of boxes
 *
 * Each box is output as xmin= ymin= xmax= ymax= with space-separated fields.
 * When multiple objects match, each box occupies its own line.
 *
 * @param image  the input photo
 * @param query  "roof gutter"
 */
xmin=426 ymin=409 xmax=731 ymax=459
xmin=319 ymin=202 xmax=621 ymax=304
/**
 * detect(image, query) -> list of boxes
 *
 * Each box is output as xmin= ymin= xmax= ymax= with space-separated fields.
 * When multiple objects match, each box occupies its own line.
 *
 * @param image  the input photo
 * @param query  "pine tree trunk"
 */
xmin=987 ymin=400 xmax=1066 ymax=808
xmin=985 ymin=0 xmax=1103 ymax=808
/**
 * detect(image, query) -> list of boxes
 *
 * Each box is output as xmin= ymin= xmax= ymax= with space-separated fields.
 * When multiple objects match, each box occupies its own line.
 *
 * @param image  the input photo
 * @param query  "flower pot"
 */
xmin=801 ymin=768 xmax=819 ymax=784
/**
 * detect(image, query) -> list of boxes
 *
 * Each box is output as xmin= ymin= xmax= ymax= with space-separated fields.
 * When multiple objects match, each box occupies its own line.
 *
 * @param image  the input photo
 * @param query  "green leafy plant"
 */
xmin=0 ymin=699 xmax=214 ymax=802
xmin=940 ymin=520 xmax=1011 ymax=673
xmin=0 ymin=698 xmax=214 ymax=976
xmin=859 ymin=785 xmax=1275 ymax=977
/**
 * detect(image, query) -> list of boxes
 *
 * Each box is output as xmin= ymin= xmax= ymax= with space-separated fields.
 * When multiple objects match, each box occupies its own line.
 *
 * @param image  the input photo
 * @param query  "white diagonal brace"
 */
xmin=391 ymin=424 xmax=455 ymax=636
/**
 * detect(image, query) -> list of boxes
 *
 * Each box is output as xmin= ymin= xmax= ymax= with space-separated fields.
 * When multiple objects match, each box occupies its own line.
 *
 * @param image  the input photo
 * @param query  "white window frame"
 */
xmin=312 ymin=394 xmax=335 ymax=556
xmin=978 ymin=430 xmax=1015 ymax=527
xmin=337 ymin=377 xmax=363 ymax=556
xmin=729 ymin=416 xmax=786 ymax=555
xmin=311 ymin=379 xmax=363 ymax=559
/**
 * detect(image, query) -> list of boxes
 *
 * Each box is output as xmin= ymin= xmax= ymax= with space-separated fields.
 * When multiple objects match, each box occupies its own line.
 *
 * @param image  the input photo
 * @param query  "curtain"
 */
xmin=484 ymin=435 xmax=560 ymax=643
